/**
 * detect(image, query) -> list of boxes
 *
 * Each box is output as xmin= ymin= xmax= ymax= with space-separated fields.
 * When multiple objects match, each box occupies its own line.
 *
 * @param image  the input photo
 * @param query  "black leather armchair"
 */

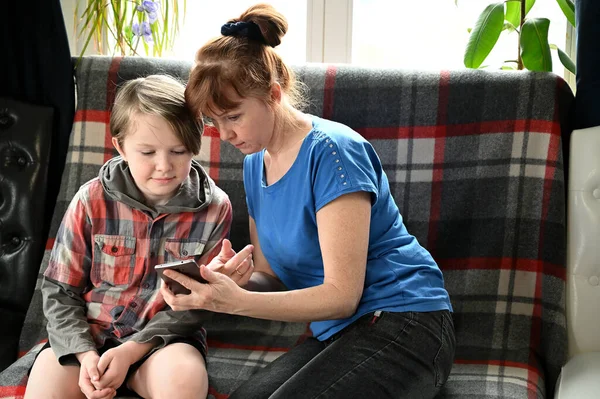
xmin=0 ymin=98 xmax=53 ymax=371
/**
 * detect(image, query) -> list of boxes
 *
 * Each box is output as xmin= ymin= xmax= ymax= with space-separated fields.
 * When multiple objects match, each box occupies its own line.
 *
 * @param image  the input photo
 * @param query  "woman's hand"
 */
xmin=206 ymin=239 xmax=254 ymax=286
xmin=161 ymin=265 xmax=242 ymax=313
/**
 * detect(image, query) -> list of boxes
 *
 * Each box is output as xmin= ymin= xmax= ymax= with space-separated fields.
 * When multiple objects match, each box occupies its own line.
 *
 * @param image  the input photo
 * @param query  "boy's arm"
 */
xmin=196 ymin=194 xmax=233 ymax=266
xmin=43 ymin=277 xmax=97 ymax=363
xmin=43 ymin=191 xmax=96 ymax=363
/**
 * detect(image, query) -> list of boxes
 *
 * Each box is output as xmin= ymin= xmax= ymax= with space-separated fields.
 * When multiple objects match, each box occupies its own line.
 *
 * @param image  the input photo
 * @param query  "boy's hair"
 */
xmin=111 ymin=75 xmax=203 ymax=155
xmin=185 ymin=4 xmax=306 ymax=121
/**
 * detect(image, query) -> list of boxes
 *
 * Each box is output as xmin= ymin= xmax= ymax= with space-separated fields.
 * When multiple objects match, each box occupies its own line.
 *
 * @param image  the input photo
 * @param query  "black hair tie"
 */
xmin=221 ymin=21 xmax=269 ymax=46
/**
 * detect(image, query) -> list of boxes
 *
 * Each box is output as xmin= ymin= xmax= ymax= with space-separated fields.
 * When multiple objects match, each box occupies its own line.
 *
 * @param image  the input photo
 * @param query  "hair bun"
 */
xmin=221 ymin=21 xmax=269 ymax=46
xmin=235 ymin=4 xmax=288 ymax=48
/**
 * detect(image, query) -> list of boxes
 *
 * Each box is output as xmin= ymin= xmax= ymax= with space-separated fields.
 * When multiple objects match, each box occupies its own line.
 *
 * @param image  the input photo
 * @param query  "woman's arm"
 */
xmin=242 ymin=216 xmax=286 ymax=292
xmin=163 ymin=191 xmax=371 ymax=322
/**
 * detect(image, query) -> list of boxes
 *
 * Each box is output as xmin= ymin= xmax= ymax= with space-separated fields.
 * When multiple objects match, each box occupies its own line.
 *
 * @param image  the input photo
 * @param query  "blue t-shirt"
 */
xmin=243 ymin=115 xmax=452 ymax=340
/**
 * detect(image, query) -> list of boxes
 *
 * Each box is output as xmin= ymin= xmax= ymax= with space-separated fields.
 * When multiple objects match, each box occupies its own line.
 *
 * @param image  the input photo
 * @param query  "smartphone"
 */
xmin=155 ymin=259 xmax=207 ymax=295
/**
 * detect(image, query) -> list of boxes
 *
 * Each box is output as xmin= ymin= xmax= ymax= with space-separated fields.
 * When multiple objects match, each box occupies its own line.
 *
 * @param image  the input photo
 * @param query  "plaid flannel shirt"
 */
xmin=42 ymin=176 xmax=232 ymax=362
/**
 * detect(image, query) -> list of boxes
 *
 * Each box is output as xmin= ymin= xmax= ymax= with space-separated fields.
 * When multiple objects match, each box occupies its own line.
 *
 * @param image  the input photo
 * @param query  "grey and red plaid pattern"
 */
xmin=0 ymin=56 xmax=573 ymax=399
xmin=43 ymin=175 xmax=231 ymax=356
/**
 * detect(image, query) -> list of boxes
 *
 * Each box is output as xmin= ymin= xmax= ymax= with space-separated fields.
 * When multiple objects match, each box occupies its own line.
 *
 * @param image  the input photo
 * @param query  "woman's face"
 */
xmin=208 ymin=87 xmax=279 ymax=154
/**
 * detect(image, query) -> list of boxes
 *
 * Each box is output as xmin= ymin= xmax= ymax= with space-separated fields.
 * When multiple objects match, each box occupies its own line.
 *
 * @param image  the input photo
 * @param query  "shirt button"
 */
xmin=182 ymin=250 xmax=188 ymax=256
xmin=143 ymin=283 xmax=150 ymax=289
xmin=111 ymin=246 xmax=118 ymax=253
xmin=130 ymin=302 xmax=137 ymax=308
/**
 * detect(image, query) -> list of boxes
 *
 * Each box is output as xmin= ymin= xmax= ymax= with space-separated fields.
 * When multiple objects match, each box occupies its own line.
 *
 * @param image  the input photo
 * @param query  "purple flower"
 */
xmin=147 ymin=11 xmax=158 ymax=24
xmin=136 ymin=1 xmax=159 ymax=24
xmin=141 ymin=1 xmax=159 ymax=13
xmin=132 ymin=21 xmax=153 ymax=43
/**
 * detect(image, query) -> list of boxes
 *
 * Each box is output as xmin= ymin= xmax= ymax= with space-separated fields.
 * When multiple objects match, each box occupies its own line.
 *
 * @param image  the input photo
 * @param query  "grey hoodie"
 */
xmin=99 ymin=156 xmax=214 ymax=218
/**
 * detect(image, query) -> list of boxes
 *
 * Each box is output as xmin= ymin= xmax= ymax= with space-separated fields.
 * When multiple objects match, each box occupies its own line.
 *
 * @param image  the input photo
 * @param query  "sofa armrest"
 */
xmin=567 ymin=125 xmax=600 ymax=356
xmin=555 ymin=352 xmax=600 ymax=398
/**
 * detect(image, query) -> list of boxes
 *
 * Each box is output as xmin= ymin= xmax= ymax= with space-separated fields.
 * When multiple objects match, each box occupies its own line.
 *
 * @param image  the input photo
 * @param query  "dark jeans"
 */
xmin=230 ymin=310 xmax=456 ymax=399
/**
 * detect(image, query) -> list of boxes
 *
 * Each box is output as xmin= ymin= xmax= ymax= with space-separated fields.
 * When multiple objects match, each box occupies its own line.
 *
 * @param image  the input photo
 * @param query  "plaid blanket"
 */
xmin=0 ymin=56 xmax=573 ymax=399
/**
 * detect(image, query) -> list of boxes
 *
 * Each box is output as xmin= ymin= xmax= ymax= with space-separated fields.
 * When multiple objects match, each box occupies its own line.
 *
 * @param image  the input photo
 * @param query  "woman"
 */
xmin=162 ymin=4 xmax=456 ymax=398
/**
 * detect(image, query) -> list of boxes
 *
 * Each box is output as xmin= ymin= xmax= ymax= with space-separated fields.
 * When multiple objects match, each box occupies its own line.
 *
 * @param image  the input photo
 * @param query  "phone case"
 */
xmin=155 ymin=260 xmax=207 ymax=295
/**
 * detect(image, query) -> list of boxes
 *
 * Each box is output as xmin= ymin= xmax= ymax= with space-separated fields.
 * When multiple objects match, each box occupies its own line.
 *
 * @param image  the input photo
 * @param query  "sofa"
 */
xmin=554 ymin=124 xmax=600 ymax=398
xmin=0 ymin=55 xmax=575 ymax=398
xmin=0 ymin=99 xmax=54 ymax=372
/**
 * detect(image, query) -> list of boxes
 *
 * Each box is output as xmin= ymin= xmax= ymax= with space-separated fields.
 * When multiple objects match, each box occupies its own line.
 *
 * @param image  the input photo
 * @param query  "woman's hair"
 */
xmin=185 ymin=3 xmax=305 ymax=121
xmin=111 ymin=75 xmax=203 ymax=155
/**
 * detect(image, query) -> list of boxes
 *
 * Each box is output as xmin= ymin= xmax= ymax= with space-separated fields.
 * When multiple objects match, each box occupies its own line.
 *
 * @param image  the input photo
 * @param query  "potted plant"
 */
xmin=75 ymin=0 xmax=185 ymax=58
xmin=462 ymin=0 xmax=576 ymax=73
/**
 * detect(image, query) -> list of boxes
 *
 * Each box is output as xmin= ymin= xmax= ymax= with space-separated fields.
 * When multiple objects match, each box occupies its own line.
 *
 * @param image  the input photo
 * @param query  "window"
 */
xmin=351 ymin=0 xmax=571 ymax=76
xmin=170 ymin=1 xmax=307 ymax=63
xmin=64 ymin=0 xmax=574 ymax=81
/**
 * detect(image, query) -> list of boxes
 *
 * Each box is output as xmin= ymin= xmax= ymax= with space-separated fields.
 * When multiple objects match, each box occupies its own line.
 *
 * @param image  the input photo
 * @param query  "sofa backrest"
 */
xmin=19 ymin=56 xmax=574 ymax=394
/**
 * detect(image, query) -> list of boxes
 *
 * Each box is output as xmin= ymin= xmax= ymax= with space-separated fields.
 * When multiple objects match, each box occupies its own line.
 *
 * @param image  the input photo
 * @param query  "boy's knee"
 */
xmin=155 ymin=367 xmax=208 ymax=398
xmin=26 ymin=349 xmax=84 ymax=399
xmin=154 ymin=381 xmax=207 ymax=399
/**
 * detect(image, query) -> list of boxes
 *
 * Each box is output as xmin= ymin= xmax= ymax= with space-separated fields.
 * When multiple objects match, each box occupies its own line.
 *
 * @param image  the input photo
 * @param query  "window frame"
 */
xmin=306 ymin=0 xmax=353 ymax=63
xmin=309 ymin=0 xmax=576 ymax=86
xmin=63 ymin=0 xmax=576 ymax=84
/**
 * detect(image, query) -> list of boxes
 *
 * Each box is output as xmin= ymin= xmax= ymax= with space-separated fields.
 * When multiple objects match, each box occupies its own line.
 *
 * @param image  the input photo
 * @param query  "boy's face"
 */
xmin=113 ymin=113 xmax=194 ymax=206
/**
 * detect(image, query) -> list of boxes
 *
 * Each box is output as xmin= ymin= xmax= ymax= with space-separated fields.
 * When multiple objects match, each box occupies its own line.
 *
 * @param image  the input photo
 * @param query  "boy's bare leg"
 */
xmin=127 ymin=342 xmax=208 ymax=399
xmin=24 ymin=348 xmax=85 ymax=399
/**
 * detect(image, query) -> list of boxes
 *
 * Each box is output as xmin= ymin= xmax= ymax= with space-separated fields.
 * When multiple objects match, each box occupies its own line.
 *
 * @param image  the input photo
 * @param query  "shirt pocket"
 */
xmin=163 ymin=239 xmax=206 ymax=264
xmin=92 ymin=235 xmax=137 ymax=286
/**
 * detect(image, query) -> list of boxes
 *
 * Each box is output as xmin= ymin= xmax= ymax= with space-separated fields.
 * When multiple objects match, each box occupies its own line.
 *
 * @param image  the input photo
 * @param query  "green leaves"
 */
xmin=556 ymin=47 xmax=576 ymax=74
xmin=520 ymin=18 xmax=552 ymax=71
xmin=464 ymin=3 xmax=504 ymax=68
xmin=555 ymin=0 xmax=575 ymax=27
xmin=505 ymin=0 xmax=535 ymax=28
xmin=550 ymin=44 xmax=577 ymax=74
xmin=505 ymin=4 xmax=519 ymax=29
xmin=462 ymin=0 xmax=576 ymax=74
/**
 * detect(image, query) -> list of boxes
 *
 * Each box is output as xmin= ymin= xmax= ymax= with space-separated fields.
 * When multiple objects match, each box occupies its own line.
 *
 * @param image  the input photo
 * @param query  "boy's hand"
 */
xmin=76 ymin=350 xmax=115 ymax=399
xmin=95 ymin=346 xmax=134 ymax=393
xmin=207 ymin=239 xmax=254 ymax=286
